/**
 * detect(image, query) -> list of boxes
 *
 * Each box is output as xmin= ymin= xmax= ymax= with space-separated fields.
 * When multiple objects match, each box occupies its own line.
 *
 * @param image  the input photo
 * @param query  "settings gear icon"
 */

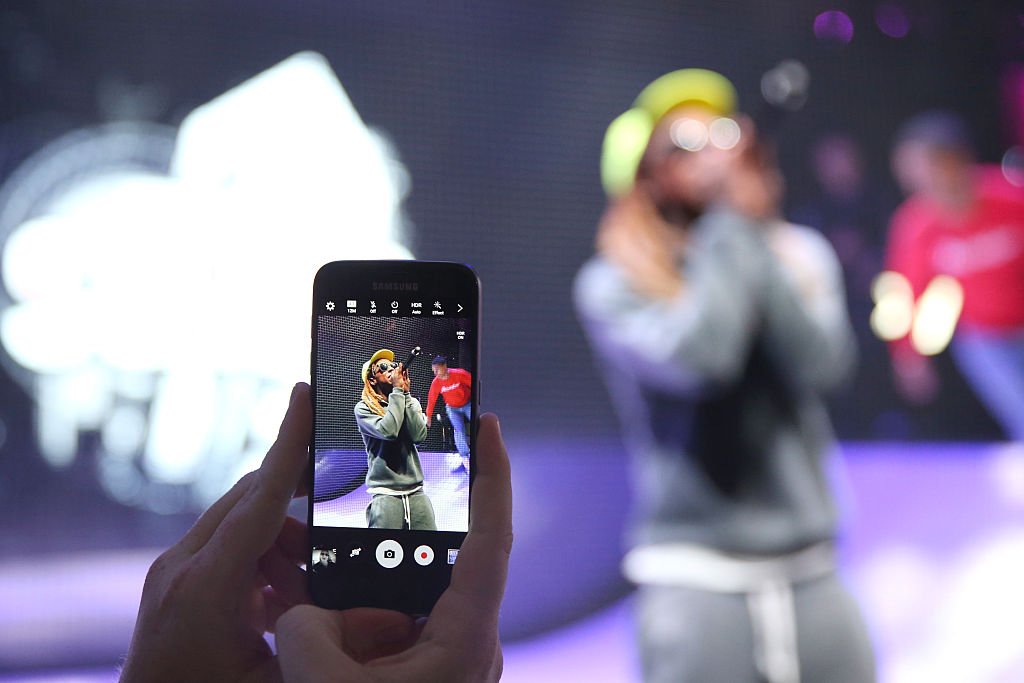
xmin=325 ymin=301 xmax=336 ymax=311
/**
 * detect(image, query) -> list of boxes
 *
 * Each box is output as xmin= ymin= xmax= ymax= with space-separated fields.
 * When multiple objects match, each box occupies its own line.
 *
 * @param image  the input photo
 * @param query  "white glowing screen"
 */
xmin=0 ymin=52 xmax=413 ymax=512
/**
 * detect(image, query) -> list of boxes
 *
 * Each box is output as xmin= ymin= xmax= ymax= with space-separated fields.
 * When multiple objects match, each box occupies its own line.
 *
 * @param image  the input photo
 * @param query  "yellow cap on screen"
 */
xmin=361 ymin=349 xmax=395 ymax=383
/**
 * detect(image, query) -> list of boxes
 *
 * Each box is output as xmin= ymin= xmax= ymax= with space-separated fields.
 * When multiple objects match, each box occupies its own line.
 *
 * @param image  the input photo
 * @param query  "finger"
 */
xmin=262 ymin=587 xmax=294 ymax=634
xmin=182 ymin=384 xmax=311 ymax=557
xmin=277 ymin=605 xmax=358 ymax=680
xmin=335 ymin=608 xmax=419 ymax=664
xmin=207 ymin=383 xmax=312 ymax=567
xmin=275 ymin=515 xmax=309 ymax=565
xmin=176 ymin=473 xmax=255 ymax=556
xmin=427 ymin=413 xmax=511 ymax=640
xmin=465 ymin=414 xmax=512 ymax=543
xmin=293 ymin=450 xmax=311 ymax=499
xmin=277 ymin=605 xmax=417 ymax=678
xmin=258 ymin=544 xmax=309 ymax=607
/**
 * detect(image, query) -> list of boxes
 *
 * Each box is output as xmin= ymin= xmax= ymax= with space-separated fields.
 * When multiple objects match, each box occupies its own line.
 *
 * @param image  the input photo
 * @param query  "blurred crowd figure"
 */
xmin=794 ymin=134 xmax=887 ymax=297
xmin=792 ymin=133 xmax=890 ymax=336
xmin=790 ymin=133 xmax=899 ymax=437
xmin=574 ymin=69 xmax=874 ymax=682
xmin=882 ymin=110 xmax=1024 ymax=440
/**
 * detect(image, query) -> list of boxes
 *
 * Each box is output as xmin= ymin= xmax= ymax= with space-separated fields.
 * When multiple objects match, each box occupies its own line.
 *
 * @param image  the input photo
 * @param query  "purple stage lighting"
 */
xmin=876 ymin=4 xmax=910 ymax=38
xmin=814 ymin=10 xmax=855 ymax=44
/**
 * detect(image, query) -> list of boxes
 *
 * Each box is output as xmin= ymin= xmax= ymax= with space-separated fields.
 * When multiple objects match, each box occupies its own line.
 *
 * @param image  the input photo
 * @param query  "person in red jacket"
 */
xmin=881 ymin=110 xmax=1024 ymax=439
xmin=425 ymin=355 xmax=473 ymax=473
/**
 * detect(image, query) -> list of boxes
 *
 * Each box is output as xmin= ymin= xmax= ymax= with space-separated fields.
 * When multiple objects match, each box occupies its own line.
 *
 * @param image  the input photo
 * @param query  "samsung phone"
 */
xmin=308 ymin=260 xmax=480 ymax=615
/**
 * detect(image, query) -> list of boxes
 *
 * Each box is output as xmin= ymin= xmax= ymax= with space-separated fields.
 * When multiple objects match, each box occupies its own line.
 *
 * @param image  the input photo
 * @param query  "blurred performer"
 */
xmin=883 ymin=110 xmax=1024 ymax=439
xmin=574 ymin=69 xmax=874 ymax=682
xmin=355 ymin=349 xmax=436 ymax=530
xmin=425 ymin=355 xmax=473 ymax=474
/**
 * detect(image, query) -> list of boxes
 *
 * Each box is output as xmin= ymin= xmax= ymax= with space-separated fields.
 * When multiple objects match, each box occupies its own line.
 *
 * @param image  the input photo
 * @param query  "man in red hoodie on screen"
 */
xmin=425 ymin=355 xmax=472 ymax=474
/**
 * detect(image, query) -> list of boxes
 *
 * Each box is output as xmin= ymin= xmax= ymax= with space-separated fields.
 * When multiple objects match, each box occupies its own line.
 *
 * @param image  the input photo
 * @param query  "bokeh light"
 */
xmin=814 ymin=10 xmax=855 ymax=44
xmin=760 ymin=60 xmax=811 ymax=111
xmin=1002 ymin=146 xmax=1024 ymax=187
xmin=870 ymin=270 xmax=915 ymax=341
xmin=910 ymin=275 xmax=964 ymax=356
xmin=876 ymin=4 xmax=911 ymax=38
xmin=708 ymin=117 xmax=741 ymax=150
xmin=670 ymin=118 xmax=709 ymax=151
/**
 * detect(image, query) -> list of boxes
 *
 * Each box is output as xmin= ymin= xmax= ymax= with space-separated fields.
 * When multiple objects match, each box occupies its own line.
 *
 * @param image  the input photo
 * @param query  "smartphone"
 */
xmin=308 ymin=260 xmax=480 ymax=615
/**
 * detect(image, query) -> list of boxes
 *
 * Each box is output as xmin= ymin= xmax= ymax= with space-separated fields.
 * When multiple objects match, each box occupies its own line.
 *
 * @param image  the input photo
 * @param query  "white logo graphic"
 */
xmin=0 ymin=52 xmax=413 ymax=513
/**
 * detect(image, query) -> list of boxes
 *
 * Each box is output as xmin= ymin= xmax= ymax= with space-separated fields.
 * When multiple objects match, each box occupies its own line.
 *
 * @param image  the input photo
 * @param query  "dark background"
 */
xmin=0 ymin=0 xmax=1021 ymax=664
xmin=0 ymin=1 xmax=1018 ymax=442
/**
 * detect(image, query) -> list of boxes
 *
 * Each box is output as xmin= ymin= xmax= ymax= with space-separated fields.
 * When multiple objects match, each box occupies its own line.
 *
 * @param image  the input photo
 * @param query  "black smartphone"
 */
xmin=308 ymin=260 xmax=480 ymax=615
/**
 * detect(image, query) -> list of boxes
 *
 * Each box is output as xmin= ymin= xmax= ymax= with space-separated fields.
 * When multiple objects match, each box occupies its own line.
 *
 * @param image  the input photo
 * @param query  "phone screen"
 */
xmin=308 ymin=260 xmax=479 ymax=614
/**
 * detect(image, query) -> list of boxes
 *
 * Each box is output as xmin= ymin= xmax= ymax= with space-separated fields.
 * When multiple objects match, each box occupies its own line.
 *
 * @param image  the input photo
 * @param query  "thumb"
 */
xmin=277 ymin=605 xmax=418 ymax=677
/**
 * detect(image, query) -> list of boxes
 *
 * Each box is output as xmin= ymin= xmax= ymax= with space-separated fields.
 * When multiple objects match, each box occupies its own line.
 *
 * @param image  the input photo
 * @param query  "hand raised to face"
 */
xmin=389 ymin=364 xmax=411 ymax=392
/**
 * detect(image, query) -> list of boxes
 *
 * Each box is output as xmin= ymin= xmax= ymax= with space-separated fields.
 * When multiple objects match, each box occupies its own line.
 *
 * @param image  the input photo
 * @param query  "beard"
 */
xmin=371 ymin=380 xmax=392 ymax=400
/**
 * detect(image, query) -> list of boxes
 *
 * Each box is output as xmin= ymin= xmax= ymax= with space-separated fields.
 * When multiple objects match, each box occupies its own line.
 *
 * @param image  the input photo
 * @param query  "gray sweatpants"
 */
xmin=366 ymin=490 xmax=437 ymax=530
xmin=636 ymin=574 xmax=875 ymax=683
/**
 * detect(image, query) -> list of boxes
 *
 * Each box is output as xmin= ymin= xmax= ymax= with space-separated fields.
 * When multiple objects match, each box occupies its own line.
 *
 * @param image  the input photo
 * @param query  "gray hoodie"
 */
xmin=574 ymin=207 xmax=856 ymax=555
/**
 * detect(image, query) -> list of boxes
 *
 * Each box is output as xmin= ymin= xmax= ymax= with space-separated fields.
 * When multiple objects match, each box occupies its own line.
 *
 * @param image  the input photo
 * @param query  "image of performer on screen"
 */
xmin=354 ymin=348 xmax=436 ymax=530
xmin=425 ymin=355 xmax=472 ymax=475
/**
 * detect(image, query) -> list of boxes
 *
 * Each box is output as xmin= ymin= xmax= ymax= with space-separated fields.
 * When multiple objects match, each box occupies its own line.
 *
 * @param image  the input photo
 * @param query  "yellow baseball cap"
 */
xmin=361 ymin=349 xmax=395 ymax=383
xmin=601 ymin=68 xmax=738 ymax=197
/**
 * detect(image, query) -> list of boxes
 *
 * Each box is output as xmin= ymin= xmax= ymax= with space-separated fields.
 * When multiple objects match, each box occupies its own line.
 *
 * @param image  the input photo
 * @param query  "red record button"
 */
xmin=413 ymin=544 xmax=434 ymax=566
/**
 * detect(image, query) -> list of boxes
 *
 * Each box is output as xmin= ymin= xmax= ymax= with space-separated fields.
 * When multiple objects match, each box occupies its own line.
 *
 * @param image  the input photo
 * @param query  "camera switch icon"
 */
xmin=375 ymin=539 xmax=403 ymax=569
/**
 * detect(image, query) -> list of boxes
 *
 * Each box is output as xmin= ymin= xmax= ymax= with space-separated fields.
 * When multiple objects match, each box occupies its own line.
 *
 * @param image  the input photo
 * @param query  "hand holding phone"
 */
xmin=121 ymin=384 xmax=511 ymax=683
xmin=277 ymin=413 xmax=510 ymax=682
xmin=121 ymin=384 xmax=312 ymax=682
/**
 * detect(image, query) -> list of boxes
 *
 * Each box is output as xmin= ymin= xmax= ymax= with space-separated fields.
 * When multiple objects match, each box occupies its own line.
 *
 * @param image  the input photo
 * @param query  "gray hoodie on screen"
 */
xmin=355 ymin=387 xmax=428 ymax=491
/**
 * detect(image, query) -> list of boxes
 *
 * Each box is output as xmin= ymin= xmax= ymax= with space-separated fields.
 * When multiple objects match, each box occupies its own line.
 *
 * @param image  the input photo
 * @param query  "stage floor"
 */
xmin=314 ymin=450 xmax=469 ymax=531
xmin=4 ymin=440 xmax=1024 ymax=682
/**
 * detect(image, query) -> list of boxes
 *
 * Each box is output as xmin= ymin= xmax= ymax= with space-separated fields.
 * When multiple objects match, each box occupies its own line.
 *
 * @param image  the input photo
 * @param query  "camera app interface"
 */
xmin=311 ymin=290 xmax=474 ymax=598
